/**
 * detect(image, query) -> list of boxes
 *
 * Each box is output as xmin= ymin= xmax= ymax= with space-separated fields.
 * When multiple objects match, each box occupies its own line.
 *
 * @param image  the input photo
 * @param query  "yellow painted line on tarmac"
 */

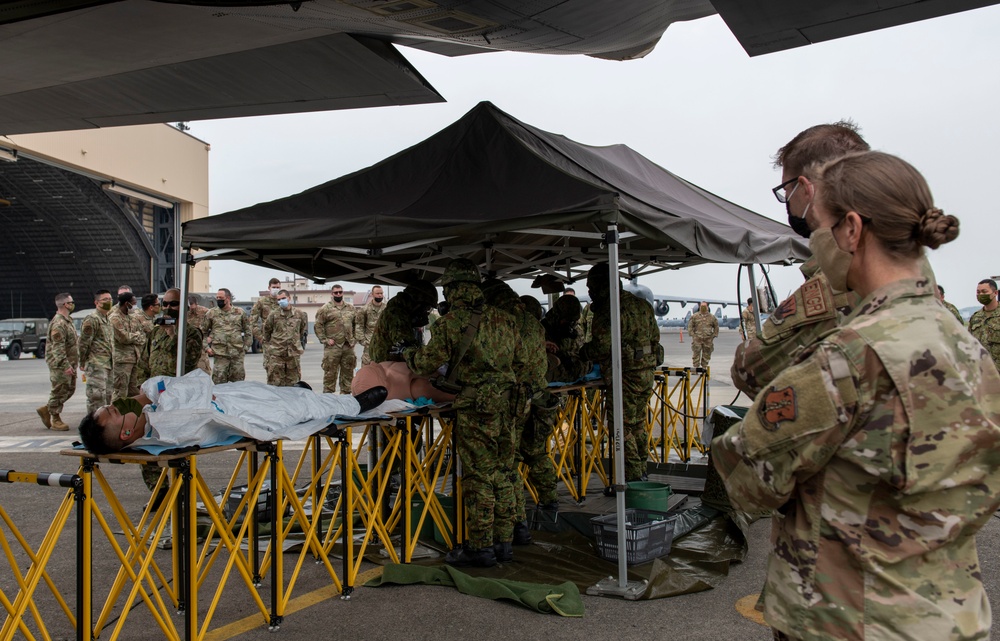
xmin=735 ymin=593 xmax=768 ymax=626
xmin=204 ymin=566 xmax=385 ymax=641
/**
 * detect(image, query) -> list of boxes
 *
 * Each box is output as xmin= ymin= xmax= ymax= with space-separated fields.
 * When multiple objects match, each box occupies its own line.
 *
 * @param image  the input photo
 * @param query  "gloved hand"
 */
xmin=388 ymin=340 xmax=408 ymax=356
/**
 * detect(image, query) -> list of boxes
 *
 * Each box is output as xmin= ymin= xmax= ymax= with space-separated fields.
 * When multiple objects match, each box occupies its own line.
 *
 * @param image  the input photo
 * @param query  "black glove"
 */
xmin=388 ymin=340 xmax=408 ymax=356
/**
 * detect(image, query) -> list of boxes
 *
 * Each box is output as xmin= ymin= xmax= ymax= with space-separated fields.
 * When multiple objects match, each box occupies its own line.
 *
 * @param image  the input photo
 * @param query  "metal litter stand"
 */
xmin=587 ymin=575 xmax=648 ymax=600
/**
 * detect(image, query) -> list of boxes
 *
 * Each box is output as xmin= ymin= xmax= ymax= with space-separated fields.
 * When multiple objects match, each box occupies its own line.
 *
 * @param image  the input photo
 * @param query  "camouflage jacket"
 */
xmin=740 ymin=306 xmax=756 ymax=340
xmin=249 ymin=296 xmax=280 ymax=342
xmin=315 ymin=301 xmax=356 ymax=348
xmin=78 ymin=311 xmax=114 ymax=371
xmin=687 ymin=311 xmax=719 ymax=340
xmin=403 ymin=282 xmax=516 ymax=410
xmin=263 ymin=307 xmax=305 ymax=357
xmin=968 ymin=305 xmax=1000 ymax=372
xmin=712 ymin=277 xmax=1000 ymax=641
xmin=355 ymin=300 xmax=385 ymax=345
xmin=369 ymin=292 xmax=422 ymax=363
xmin=109 ymin=306 xmax=147 ymax=363
xmin=205 ymin=306 xmax=251 ymax=357
xmin=45 ymin=313 xmax=78 ymax=372
xmin=942 ymin=300 xmax=963 ymax=324
xmin=542 ymin=323 xmax=590 ymax=384
xmin=139 ymin=312 xmax=156 ymax=339
xmin=495 ymin=299 xmax=547 ymax=394
xmin=140 ymin=323 xmax=204 ymax=380
xmin=188 ymin=304 xmax=210 ymax=332
xmin=582 ymin=290 xmax=659 ymax=374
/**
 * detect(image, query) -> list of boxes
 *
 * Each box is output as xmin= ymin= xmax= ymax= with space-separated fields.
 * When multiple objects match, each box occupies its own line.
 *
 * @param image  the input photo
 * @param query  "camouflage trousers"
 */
xmin=212 ymin=354 xmax=246 ymax=384
xmin=502 ymin=399 xmax=530 ymax=523
xmin=47 ymin=368 xmax=77 ymax=415
xmin=265 ymin=356 xmax=301 ymax=387
xmin=604 ymin=368 xmax=654 ymax=481
xmin=141 ymin=464 xmax=167 ymax=494
xmin=691 ymin=338 xmax=714 ymax=368
xmin=360 ymin=343 xmax=373 ymax=366
xmin=85 ymin=366 xmax=113 ymax=414
xmin=197 ymin=351 xmax=212 ymax=377
xmin=112 ymin=361 xmax=140 ymax=401
xmin=321 ymin=345 xmax=356 ymax=394
xmin=455 ymin=407 xmax=516 ymax=549
xmin=521 ymin=401 xmax=560 ymax=506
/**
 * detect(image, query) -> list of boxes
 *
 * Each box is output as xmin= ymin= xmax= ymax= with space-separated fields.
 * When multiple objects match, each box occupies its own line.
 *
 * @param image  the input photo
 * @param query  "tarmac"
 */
xmin=2 ymin=329 xmax=999 ymax=640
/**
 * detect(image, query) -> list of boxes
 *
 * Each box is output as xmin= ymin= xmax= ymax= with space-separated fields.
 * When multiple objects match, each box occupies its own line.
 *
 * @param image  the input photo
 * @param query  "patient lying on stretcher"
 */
xmin=78 ymin=370 xmax=392 ymax=455
xmin=350 ymin=360 xmax=456 ymax=404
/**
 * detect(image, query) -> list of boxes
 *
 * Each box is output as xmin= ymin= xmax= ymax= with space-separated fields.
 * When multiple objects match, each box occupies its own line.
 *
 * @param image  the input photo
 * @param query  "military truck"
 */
xmin=0 ymin=317 xmax=49 ymax=360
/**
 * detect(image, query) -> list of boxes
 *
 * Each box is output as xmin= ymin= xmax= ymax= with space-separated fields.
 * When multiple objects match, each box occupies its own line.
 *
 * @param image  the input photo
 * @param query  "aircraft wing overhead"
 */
xmin=712 ymin=0 xmax=1000 ymax=56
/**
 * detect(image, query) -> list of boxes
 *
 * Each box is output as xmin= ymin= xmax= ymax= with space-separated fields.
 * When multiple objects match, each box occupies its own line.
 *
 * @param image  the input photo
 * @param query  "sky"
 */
xmin=189 ymin=5 xmax=1000 ymax=315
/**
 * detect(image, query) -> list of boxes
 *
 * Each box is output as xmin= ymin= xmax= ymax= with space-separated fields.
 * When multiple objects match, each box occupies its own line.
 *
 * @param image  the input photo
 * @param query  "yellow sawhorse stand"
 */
xmin=647 ymin=367 xmax=711 ymax=463
xmin=545 ymin=384 xmax=607 ymax=502
xmin=61 ymin=443 xmax=273 ymax=640
xmin=0 ymin=469 xmax=86 ymax=641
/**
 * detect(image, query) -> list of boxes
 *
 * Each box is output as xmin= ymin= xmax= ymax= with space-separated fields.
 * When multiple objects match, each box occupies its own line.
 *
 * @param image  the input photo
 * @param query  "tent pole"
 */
xmin=587 ymin=223 xmax=646 ymax=600
xmin=175 ymin=248 xmax=192 ymax=377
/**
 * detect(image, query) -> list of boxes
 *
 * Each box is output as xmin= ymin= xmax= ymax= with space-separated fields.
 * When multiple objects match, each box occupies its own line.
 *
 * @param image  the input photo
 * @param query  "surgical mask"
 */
xmin=65 ymin=302 xmax=75 ymax=312
xmin=809 ymin=225 xmax=853 ymax=293
xmin=278 ymin=299 xmax=289 ymax=309
xmin=112 ymin=397 xmax=144 ymax=418
xmin=270 ymin=288 xmax=280 ymax=297
xmin=978 ymin=293 xmax=994 ymax=305
xmin=99 ymin=301 xmax=112 ymax=311
xmin=333 ymin=295 xmax=343 ymax=303
xmin=373 ymin=296 xmax=383 ymax=303
xmin=216 ymin=299 xmax=226 ymax=309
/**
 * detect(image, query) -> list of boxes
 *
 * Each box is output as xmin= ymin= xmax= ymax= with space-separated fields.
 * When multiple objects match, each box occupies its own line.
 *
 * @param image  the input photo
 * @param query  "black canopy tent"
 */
xmin=180 ymin=101 xmax=808 ymax=596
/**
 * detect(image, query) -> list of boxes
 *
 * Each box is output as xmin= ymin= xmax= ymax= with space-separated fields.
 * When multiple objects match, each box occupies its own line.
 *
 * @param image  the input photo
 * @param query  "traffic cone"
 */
xmin=678 ymin=328 xmax=684 ymax=343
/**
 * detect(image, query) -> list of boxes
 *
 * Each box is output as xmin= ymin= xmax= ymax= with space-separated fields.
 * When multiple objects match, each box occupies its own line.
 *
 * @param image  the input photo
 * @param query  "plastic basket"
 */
xmin=590 ymin=508 xmax=676 ymax=565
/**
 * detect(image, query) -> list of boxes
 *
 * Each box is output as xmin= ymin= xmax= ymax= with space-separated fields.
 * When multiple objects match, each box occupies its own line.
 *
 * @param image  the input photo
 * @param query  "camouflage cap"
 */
xmin=404 ymin=279 xmax=438 ymax=308
xmin=586 ymin=263 xmax=613 ymax=293
xmin=440 ymin=258 xmax=481 ymax=286
xmin=551 ymin=294 xmax=581 ymax=324
xmin=481 ymin=278 xmax=517 ymax=306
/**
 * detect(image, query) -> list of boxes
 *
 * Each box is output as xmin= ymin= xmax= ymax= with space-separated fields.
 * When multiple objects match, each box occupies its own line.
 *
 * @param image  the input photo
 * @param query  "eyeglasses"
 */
xmin=772 ymin=177 xmax=799 ymax=203
xmin=162 ymin=300 xmax=180 ymax=308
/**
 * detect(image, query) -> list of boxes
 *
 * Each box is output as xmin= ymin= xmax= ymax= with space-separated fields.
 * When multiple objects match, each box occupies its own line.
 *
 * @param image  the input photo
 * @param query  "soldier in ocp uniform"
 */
xmin=38 ymin=292 xmax=78 ymax=431
xmin=205 ymin=288 xmax=251 ymax=383
xmin=138 ymin=294 xmax=160 ymax=339
xmin=355 ymin=285 xmax=386 ymax=365
xmin=109 ymin=290 xmax=146 ymax=400
xmin=187 ymin=294 xmax=212 ymax=376
xmin=714 ymin=151 xmax=1000 ymax=641
xmin=250 ymin=277 xmax=282 ymax=371
xmin=404 ymin=259 xmax=517 ymax=568
xmin=687 ymin=302 xmax=719 ymax=368
xmin=482 ymin=279 xmax=547 ymax=551
xmin=368 ymin=280 xmax=437 ymax=363
xmin=315 ymin=284 xmax=357 ymax=393
xmin=740 ymin=298 xmax=757 ymax=341
xmin=78 ymin=289 xmax=115 ymax=413
xmin=581 ymin=264 xmax=660 ymax=483
xmin=263 ymin=290 xmax=306 ymax=386
xmin=969 ymin=278 xmax=1000 ymax=373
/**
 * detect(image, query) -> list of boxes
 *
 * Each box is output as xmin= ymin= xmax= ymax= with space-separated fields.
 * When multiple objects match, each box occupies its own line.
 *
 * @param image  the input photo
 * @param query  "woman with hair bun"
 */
xmin=713 ymin=151 xmax=1000 ymax=641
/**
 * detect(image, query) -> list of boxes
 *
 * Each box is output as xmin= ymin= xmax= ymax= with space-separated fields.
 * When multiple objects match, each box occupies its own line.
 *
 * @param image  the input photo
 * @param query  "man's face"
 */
xmin=162 ymin=293 xmax=180 ymax=317
xmin=95 ymin=292 xmax=113 ymax=313
xmin=976 ymin=283 xmax=996 ymax=301
xmin=332 ymin=288 xmax=344 ymax=302
xmin=372 ymin=287 xmax=383 ymax=303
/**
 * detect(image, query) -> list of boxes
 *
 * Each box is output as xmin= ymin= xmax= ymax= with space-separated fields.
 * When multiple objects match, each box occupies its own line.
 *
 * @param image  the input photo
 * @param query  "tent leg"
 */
xmin=586 ymin=222 xmax=645 ymax=599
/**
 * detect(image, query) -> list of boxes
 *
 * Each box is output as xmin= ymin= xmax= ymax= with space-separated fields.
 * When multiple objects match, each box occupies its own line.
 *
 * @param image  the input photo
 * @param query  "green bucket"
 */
xmin=625 ymin=481 xmax=672 ymax=512
xmin=432 ymin=494 xmax=456 ymax=546
xmin=408 ymin=496 xmax=437 ymax=541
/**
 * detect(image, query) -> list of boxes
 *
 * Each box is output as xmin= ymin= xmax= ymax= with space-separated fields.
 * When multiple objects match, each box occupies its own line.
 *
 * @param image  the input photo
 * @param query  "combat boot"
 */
xmin=537 ymin=500 xmax=560 ymax=513
xmin=445 ymin=544 xmax=497 ymax=568
xmin=36 ymin=405 xmax=51 ymax=429
xmin=493 ymin=542 xmax=513 ymax=563
xmin=49 ymin=414 xmax=70 ymax=431
xmin=513 ymin=521 xmax=532 ymax=546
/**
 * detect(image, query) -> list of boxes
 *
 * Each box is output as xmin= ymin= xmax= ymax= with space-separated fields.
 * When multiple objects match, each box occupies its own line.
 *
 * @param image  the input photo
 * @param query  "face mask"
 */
xmin=65 ymin=302 xmax=75 ymax=312
xmin=278 ymin=299 xmax=289 ymax=309
xmin=164 ymin=306 xmax=179 ymax=319
xmin=809 ymin=226 xmax=853 ymax=293
xmin=787 ymin=211 xmax=813 ymax=238
xmin=216 ymin=299 xmax=226 ymax=309
xmin=112 ymin=397 xmax=144 ymax=418
xmin=700 ymin=306 xmax=708 ymax=313
xmin=270 ymin=288 xmax=280 ymax=297
xmin=99 ymin=301 xmax=112 ymax=311
xmin=333 ymin=295 xmax=343 ymax=303
xmin=374 ymin=296 xmax=383 ymax=303
xmin=978 ymin=293 xmax=994 ymax=305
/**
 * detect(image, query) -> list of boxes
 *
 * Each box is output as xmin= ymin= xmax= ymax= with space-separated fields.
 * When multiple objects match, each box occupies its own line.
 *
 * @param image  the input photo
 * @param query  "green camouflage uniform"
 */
xmin=109 ymin=306 xmax=146 ymax=400
xmin=968 ymin=306 xmax=1000 ymax=373
xmin=355 ymin=299 xmax=385 ymax=366
xmin=250 ymin=295 xmax=280 ymax=370
xmin=315 ymin=300 xmax=357 ymax=393
xmin=141 ymin=322 xmax=204 ymax=379
xmin=187 ymin=304 xmax=212 ymax=375
xmin=45 ymin=313 xmax=78 ymax=415
xmin=263 ymin=307 xmax=305 ymax=387
xmin=78 ymin=310 xmax=114 ymax=413
xmin=404 ymin=281 xmax=518 ymax=550
xmin=205 ymin=306 xmax=251 ymax=383
xmin=483 ymin=281 xmax=548 ymax=524
xmin=139 ymin=311 xmax=156 ymax=339
xmin=581 ymin=283 xmax=660 ymax=482
xmin=369 ymin=291 xmax=425 ymax=363
xmin=713 ymin=277 xmax=1000 ymax=641
xmin=741 ymin=306 xmax=757 ymax=341
xmin=687 ymin=310 xmax=719 ymax=368
xmin=941 ymin=299 xmax=963 ymax=324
